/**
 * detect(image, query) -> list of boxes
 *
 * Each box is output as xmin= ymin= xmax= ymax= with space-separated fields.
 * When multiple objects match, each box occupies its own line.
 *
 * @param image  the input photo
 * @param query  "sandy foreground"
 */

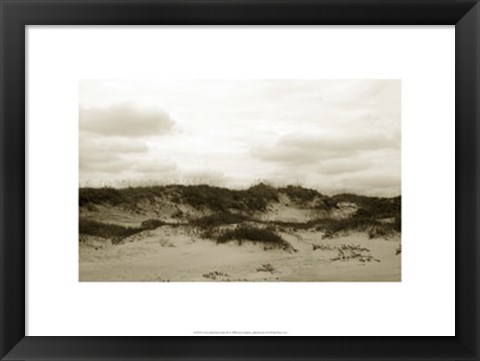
xmin=79 ymin=226 xmax=401 ymax=282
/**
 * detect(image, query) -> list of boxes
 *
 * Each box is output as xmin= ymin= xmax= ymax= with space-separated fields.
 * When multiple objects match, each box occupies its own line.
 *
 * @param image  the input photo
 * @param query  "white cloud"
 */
xmin=79 ymin=137 xmax=148 ymax=173
xmin=80 ymin=103 xmax=174 ymax=137
xmin=79 ymin=79 xmax=401 ymax=196
xmin=251 ymin=131 xmax=399 ymax=164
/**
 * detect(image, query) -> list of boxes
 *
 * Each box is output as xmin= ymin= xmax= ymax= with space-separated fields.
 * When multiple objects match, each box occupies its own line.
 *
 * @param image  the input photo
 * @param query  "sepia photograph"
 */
xmin=79 ymin=79 xmax=401 ymax=282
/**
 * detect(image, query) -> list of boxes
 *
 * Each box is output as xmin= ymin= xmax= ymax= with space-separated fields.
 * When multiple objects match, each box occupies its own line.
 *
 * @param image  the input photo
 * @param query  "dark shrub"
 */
xmin=178 ymin=183 xmax=279 ymax=212
xmin=256 ymin=263 xmax=275 ymax=273
xmin=244 ymin=183 xmax=279 ymax=210
xmin=79 ymin=187 xmax=124 ymax=206
xmin=181 ymin=185 xmax=232 ymax=211
xmin=141 ymin=219 xmax=165 ymax=230
xmin=79 ymin=218 xmax=167 ymax=244
xmin=393 ymin=215 xmax=401 ymax=232
xmin=315 ymin=217 xmax=396 ymax=239
xmin=216 ymin=225 xmax=291 ymax=249
xmin=323 ymin=198 xmax=338 ymax=209
xmin=279 ymin=185 xmax=320 ymax=203
xmin=79 ymin=219 xmax=143 ymax=243
xmin=79 ymin=186 xmax=169 ymax=207
xmin=330 ymin=194 xmax=401 ymax=219
xmin=354 ymin=208 xmax=373 ymax=218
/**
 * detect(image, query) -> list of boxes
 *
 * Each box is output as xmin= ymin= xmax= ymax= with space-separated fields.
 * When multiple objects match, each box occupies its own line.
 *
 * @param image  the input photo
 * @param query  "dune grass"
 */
xmin=278 ymin=185 xmax=321 ymax=203
xmin=79 ymin=183 xmax=331 ymax=213
xmin=330 ymin=193 xmax=401 ymax=219
xmin=191 ymin=212 xmax=250 ymax=229
xmin=80 ymin=184 xmax=399 ymax=218
xmin=215 ymin=225 xmax=292 ymax=250
xmin=79 ymin=184 xmax=401 ymax=242
xmin=79 ymin=219 xmax=143 ymax=244
xmin=316 ymin=217 xmax=398 ymax=239
xmin=80 ymin=183 xmax=283 ymax=212
xmin=79 ymin=218 xmax=166 ymax=244
xmin=267 ymin=214 xmax=399 ymax=239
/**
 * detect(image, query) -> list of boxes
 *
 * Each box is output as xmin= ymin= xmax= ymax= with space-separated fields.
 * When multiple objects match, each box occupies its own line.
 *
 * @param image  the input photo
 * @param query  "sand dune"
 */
xmin=79 ymin=226 xmax=400 ymax=282
xmin=79 ymin=184 xmax=401 ymax=282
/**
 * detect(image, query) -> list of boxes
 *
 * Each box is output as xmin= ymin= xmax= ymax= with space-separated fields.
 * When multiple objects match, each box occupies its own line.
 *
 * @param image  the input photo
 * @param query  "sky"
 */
xmin=79 ymin=79 xmax=400 ymax=196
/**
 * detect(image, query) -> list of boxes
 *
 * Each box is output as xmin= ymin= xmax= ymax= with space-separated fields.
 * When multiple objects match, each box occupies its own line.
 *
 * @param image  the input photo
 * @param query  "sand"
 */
xmin=79 ymin=226 xmax=401 ymax=282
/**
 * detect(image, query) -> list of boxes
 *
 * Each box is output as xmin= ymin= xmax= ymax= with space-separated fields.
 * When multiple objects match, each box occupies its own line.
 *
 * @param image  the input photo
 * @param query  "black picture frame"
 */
xmin=0 ymin=0 xmax=478 ymax=360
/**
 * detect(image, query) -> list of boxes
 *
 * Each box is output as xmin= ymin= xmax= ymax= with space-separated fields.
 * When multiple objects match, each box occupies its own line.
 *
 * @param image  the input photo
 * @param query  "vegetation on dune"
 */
xmin=191 ymin=213 xmax=300 ymax=249
xmin=320 ymin=194 xmax=401 ymax=237
xmin=393 ymin=215 xmax=401 ymax=232
xmin=79 ymin=219 xmax=143 ymax=244
xmin=79 ymin=218 xmax=166 ymax=244
xmin=278 ymin=185 xmax=321 ymax=203
xmin=179 ymin=183 xmax=281 ymax=211
xmin=396 ymin=245 xmax=402 ymax=255
xmin=215 ymin=225 xmax=292 ymax=250
xmin=267 ymin=213 xmax=400 ymax=238
xmin=330 ymin=244 xmax=380 ymax=263
xmin=140 ymin=219 xmax=166 ymax=229
xmin=180 ymin=185 xmax=236 ymax=211
xmin=80 ymin=183 xmax=282 ymax=212
xmin=79 ymin=184 xmax=399 ymax=217
xmin=79 ymin=187 xmax=125 ymax=207
xmin=79 ymin=184 xmax=401 ymax=242
xmin=244 ymin=183 xmax=280 ymax=208
xmin=256 ymin=263 xmax=276 ymax=273
xmin=316 ymin=216 xmax=398 ymax=239
xmin=191 ymin=212 xmax=249 ymax=229
xmin=267 ymin=219 xmax=326 ymax=230
xmin=331 ymin=193 xmax=401 ymax=219
xmin=268 ymin=215 xmax=399 ymax=239
xmin=202 ymin=271 xmax=230 ymax=280
xmin=80 ymin=185 xmax=176 ymax=207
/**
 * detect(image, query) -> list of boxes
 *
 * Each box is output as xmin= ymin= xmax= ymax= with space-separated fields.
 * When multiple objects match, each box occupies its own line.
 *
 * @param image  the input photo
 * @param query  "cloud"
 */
xmin=333 ymin=173 xmax=401 ymax=196
xmin=248 ymin=129 xmax=400 ymax=195
xmin=79 ymin=136 xmax=180 ymax=186
xmin=80 ymin=103 xmax=174 ymax=137
xmin=180 ymin=170 xmax=228 ymax=186
xmin=317 ymin=158 xmax=372 ymax=175
xmin=79 ymin=80 xmax=401 ymax=196
xmin=251 ymin=132 xmax=400 ymax=165
xmin=79 ymin=138 xmax=148 ymax=174
xmin=133 ymin=160 xmax=177 ymax=174
xmin=80 ymin=137 xmax=148 ymax=154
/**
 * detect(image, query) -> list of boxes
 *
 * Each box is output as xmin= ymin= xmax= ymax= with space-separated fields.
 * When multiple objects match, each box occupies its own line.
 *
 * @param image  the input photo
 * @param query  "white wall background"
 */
xmin=26 ymin=26 xmax=455 ymax=336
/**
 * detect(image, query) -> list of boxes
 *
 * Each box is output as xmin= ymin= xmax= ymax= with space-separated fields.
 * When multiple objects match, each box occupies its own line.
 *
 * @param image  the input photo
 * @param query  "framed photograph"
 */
xmin=0 ymin=0 xmax=478 ymax=360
